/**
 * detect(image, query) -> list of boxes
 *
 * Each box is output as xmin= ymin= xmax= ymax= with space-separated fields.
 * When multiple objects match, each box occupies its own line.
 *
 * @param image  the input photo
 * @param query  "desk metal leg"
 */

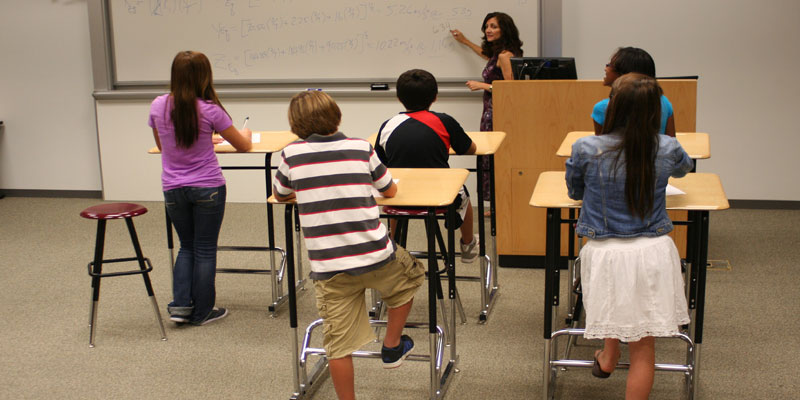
xmin=542 ymin=208 xmax=561 ymax=400
xmin=285 ymin=205 xmax=304 ymax=399
xmin=691 ymin=211 xmax=710 ymax=399
xmin=294 ymin=206 xmax=306 ymax=291
xmin=265 ymin=154 xmax=284 ymax=317
xmin=476 ymin=154 xmax=499 ymax=323
xmin=447 ymin=205 xmax=458 ymax=366
xmin=425 ymin=209 xmax=440 ymax=398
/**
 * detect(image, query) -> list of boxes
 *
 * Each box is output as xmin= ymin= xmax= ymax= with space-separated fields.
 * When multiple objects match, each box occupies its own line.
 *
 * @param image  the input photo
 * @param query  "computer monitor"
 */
xmin=511 ymin=57 xmax=577 ymax=80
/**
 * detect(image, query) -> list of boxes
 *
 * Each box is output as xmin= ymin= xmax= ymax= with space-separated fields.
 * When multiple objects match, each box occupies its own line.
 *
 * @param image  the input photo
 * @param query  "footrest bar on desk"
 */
xmin=545 ymin=328 xmax=695 ymax=399
xmin=295 ymin=318 xmax=449 ymax=400
xmin=214 ymin=245 xmax=304 ymax=316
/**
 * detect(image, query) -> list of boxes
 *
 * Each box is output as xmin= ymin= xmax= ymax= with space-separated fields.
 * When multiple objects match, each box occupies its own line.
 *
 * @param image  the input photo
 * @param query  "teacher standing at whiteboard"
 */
xmin=451 ymin=12 xmax=522 ymax=131
xmin=451 ymin=12 xmax=522 ymax=202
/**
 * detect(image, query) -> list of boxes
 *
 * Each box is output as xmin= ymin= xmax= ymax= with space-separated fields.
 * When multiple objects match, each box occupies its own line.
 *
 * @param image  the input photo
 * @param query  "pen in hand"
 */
xmin=241 ymin=116 xmax=253 ymax=144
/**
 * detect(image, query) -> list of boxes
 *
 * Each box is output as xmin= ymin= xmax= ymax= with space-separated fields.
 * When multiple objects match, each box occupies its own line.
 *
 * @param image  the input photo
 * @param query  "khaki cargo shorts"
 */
xmin=313 ymin=246 xmax=425 ymax=359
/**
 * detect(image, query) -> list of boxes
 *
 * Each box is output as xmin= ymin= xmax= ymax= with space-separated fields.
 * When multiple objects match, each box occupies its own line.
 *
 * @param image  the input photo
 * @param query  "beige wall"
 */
xmin=96 ymin=96 xmax=483 ymax=202
xmin=0 ymin=1 xmax=100 ymax=191
xmin=5 ymin=1 xmax=800 ymax=201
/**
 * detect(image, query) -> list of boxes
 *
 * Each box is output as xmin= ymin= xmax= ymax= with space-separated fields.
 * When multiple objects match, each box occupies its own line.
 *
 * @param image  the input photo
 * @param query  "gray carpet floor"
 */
xmin=1 ymin=197 xmax=798 ymax=399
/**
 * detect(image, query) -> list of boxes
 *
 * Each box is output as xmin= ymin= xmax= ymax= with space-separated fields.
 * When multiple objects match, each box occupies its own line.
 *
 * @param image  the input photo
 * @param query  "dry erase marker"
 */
xmin=242 ymin=117 xmax=249 ymax=129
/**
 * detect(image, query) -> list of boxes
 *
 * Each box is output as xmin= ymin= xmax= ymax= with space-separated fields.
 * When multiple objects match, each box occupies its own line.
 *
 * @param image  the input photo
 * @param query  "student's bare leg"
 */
xmin=329 ymin=355 xmax=356 ymax=400
xmin=625 ymin=336 xmax=655 ymax=400
xmin=384 ymin=299 xmax=413 ymax=347
xmin=388 ymin=218 xmax=398 ymax=240
xmin=596 ymin=338 xmax=621 ymax=373
xmin=459 ymin=201 xmax=474 ymax=241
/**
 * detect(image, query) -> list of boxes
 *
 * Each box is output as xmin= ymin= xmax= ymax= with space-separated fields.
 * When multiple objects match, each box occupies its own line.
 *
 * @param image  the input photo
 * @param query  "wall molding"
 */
xmin=1 ymin=189 xmax=102 ymax=199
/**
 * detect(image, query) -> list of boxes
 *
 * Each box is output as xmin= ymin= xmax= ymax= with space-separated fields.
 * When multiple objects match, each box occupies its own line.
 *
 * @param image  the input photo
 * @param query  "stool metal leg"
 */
xmin=125 ymin=218 xmax=167 ymax=341
xmin=433 ymin=222 xmax=466 ymax=325
xmin=89 ymin=220 xmax=106 ymax=348
xmin=453 ymin=286 xmax=467 ymax=325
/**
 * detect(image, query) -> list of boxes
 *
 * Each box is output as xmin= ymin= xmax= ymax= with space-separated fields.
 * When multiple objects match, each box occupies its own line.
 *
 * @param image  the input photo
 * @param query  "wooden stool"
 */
xmin=80 ymin=203 xmax=167 ymax=347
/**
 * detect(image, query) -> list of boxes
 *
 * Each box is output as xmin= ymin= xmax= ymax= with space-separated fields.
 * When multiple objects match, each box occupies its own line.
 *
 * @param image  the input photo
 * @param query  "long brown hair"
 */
xmin=480 ymin=12 xmax=523 ymax=58
xmin=169 ymin=51 xmax=227 ymax=148
xmin=602 ymin=73 xmax=662 ymax=220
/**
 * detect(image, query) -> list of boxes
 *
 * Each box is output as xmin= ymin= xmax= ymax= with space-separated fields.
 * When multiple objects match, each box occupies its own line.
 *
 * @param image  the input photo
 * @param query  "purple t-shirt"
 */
xmin=148 ymin=94 xmax=233 ymax=191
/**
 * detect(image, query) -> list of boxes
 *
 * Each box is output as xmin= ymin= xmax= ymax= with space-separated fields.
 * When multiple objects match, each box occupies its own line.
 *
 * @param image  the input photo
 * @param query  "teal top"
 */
xmin=592 ymin=95 xmax=673 ymax=134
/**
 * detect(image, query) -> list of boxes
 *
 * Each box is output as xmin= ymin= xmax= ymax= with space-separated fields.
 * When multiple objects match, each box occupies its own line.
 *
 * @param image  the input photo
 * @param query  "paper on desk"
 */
xmin=219 ymin=133 xmax=261 ymax=146
xmin=666 ymin=184 xmax=685 ymax=196
xmin=372 ymin=179 xmax=400 ymax=198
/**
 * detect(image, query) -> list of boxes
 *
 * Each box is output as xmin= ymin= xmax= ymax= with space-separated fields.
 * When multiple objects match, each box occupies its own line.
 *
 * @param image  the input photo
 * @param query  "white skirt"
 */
xmin=580 ymin=235 xmax=690 ymax=342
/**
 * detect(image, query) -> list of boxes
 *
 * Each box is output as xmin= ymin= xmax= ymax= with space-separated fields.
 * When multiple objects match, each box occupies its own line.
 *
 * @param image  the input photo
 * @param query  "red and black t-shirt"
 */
xmin=375 ymin=110 xmax=473 ymax=168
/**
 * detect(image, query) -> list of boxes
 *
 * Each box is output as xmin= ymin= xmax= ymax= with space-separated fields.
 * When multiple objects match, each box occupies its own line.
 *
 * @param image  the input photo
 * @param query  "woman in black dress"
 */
xmin=451 ymin=12 xmax=523 ymax=203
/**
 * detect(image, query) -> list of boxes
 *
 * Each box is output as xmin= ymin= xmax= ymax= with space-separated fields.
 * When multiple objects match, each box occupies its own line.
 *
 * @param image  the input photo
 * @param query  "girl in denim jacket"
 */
xmin=566 ymin=73 xmax=694 ymax=399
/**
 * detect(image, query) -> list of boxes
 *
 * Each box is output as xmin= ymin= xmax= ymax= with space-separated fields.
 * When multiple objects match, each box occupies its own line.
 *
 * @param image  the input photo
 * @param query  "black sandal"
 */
xmin=592 ymin=351 xmax=612 ymax=378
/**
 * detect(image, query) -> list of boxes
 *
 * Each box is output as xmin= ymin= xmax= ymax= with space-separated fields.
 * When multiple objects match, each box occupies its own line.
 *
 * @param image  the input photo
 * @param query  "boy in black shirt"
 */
xmin=376 ymin=69 xmax=479 ymax=263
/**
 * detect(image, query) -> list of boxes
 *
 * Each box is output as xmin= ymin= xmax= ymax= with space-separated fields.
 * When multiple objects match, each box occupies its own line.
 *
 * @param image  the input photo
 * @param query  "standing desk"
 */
xmin=530 ymin=171 xmax=729 ymax=399
xmin=367 ymin=131 xmax=507 ymax=322
xmin=270 ymin=168 xmax=468 ymax=400
xmin=556 ymin=131 xmax=710 ymax=160
xmin=148 ymin=131 xmax=300 ymax=316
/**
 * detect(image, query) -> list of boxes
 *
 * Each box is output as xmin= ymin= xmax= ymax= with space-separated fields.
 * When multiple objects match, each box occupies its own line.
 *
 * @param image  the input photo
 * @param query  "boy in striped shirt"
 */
xmin=273 ymin=91 xmax=424 ymax=400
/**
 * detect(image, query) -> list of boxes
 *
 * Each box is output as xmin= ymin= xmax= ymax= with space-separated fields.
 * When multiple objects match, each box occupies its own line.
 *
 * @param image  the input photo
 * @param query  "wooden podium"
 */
xmin=492 ymin=80 xmax=697 ymax=267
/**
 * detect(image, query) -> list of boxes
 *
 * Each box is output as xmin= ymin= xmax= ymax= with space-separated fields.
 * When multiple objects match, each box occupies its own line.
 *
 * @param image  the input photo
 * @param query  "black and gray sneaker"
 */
xmin=381 ymin=334 xmax=414 ymax=369
xmin=192 ymin=307 xmax=229 ymax=326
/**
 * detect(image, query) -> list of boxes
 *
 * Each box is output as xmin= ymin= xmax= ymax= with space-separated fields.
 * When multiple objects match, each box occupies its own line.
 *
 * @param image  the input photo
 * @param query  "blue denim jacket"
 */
xmin=566 ymin=133 xmax=694 ymax=239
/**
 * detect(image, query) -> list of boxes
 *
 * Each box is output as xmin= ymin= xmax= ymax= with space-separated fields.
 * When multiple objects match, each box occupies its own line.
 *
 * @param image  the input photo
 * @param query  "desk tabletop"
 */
xmin=529 ymin=171 xmax=729 ymax=211
xmin=148 ymin=131 xmax=298 ymax=154
xmin=367 ymin=131 xmax=506 ymax=155
xmin=269 ymin=168 xmax=470 ymax=208
xmin=556 ymin=131 xmax=710 ymax=159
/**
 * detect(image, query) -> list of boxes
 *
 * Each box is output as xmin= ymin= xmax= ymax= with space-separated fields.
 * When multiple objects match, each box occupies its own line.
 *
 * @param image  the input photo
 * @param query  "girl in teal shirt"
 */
xmin=592 ymin=47 xmax=676 ymax=137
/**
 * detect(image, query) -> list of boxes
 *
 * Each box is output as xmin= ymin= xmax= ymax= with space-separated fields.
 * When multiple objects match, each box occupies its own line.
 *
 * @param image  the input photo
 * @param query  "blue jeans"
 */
xmin=164 ymin=185 xmax=226 ymax=323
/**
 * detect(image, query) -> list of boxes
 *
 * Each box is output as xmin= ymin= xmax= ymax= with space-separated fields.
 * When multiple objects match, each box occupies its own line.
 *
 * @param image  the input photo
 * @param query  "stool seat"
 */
xmin=383 ymin=206 xmax=448 ymax=216
xmin=81 ymin=202 xmax=165 ymax=347
xmin=81 ymin=203 xmax=148 ymax=220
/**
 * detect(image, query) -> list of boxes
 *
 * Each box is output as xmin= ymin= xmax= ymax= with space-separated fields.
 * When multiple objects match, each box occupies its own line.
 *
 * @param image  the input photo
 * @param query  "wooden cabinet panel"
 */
xmin=493 ymin=80 xmax=697 ymax=261
xmin=499 ymin=169 xmax=575 ymax=256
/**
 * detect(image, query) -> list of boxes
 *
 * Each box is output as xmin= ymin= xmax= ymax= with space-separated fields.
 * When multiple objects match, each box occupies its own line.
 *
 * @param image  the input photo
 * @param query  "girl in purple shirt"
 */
xmin=148 ymin=51 xmax=251 ymax=326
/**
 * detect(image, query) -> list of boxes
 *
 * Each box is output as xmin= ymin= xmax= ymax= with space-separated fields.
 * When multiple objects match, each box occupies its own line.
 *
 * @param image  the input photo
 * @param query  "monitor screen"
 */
xmin=511 ymin=57 xmax=577 ymax=80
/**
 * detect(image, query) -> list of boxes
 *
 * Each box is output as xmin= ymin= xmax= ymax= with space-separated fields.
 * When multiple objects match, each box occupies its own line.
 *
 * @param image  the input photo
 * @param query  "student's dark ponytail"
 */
xmin=602 ymin=73 xmax=662 ymax=220
xmin=169 ymin=51 xmax=227 ymax=148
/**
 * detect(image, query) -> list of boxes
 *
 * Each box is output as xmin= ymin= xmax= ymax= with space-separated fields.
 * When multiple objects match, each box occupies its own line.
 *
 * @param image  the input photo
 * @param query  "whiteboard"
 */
xmin=108 ymin=0 xmax=539 ymax=84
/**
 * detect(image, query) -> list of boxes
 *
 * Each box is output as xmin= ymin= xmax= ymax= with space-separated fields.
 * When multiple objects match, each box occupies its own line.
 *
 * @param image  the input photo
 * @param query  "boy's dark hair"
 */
xmin=396 ymin=69 xmax=438 ymax=112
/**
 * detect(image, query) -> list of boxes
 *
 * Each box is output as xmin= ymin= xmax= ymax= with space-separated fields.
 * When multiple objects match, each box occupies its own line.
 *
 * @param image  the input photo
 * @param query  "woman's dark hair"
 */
xmin=169 ymin=51 xmax=227 ymax=148
xmin=609 ymin=47 xmax=656 ymax=77
xmin=602 ymin=73 xmax=662 ymax=220
xmin=480 ymin=12 xmax=523 ymax=58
